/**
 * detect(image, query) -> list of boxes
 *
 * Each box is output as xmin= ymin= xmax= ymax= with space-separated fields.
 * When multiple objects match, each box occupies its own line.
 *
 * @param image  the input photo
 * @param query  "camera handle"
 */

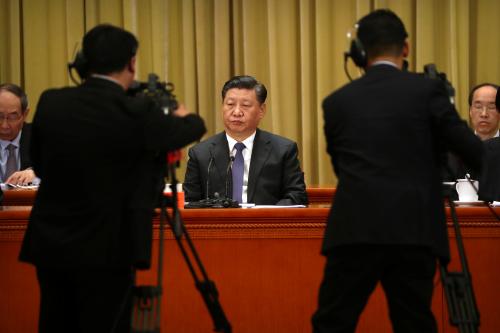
xmin=130 ymin=159 xmax=231 ymax=333
xmin=164 ymin=163 xmax=232 ymax=332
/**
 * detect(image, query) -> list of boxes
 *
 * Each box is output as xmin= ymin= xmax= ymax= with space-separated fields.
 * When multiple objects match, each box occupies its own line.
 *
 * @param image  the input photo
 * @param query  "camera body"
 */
xmin=423 ymin=64 xmax=455 ymax=105
xmin=128 ymin=73 xmax=179 ymax=115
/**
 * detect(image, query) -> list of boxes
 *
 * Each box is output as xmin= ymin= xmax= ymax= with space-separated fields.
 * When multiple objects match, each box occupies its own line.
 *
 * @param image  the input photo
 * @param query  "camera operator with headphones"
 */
xmin=19 ymin=24 xmax=205 ymax=333
xmin=312 ymin=9 xmax=482 ymax=333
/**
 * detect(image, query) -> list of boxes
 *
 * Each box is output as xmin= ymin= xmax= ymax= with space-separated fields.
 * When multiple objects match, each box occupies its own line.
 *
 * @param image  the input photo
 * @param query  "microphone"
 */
xmin=183 ymin=155 xmax=239 ymax=209
xmin=206 ymin=154 xmax=214 ymax=200
xmin=225 ymin=156 xmax=235 ymax=199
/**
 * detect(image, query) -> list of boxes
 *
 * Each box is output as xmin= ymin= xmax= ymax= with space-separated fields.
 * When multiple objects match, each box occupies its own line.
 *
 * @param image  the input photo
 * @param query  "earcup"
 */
xmin=68 ymin=51 xmax=89 ymax=80
xmin=348 ymin=38 xmax=367 ymax=68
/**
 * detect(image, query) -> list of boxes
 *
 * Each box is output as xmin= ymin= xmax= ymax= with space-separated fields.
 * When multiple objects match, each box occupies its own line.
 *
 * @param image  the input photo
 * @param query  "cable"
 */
xmin=343 ymin=53 xmax=353 ymax=82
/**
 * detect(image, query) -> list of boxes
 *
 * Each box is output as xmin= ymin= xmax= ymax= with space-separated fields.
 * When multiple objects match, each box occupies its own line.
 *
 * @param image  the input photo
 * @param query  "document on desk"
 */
xmin=251 ymin=205 xmax=307 ymax=208
xmin=1 ymin=183 xmax=39 ymax=190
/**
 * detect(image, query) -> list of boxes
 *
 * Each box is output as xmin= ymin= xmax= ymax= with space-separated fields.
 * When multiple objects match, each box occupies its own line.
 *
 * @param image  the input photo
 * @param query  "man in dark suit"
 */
xmin=442 ymin=83 xmax=499 ymax=198
xmin=479 ymin=86 xmax=500 ymax=201
xmin=183 ymin=75 xmax=307 ymax=206
xmin=0 ymin=83 xmax=36 ymax=185
xmin=312 ymin=10 xmax=483 ymax=333
xmin=19 ymin=24 xmax=205 ymax=333
xmin=468 ymin=83 xmax=499 ymax=141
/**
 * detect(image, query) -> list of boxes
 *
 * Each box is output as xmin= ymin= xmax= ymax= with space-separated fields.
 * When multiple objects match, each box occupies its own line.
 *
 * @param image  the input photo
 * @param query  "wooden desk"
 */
xmin=0 ymin=187 xmax=335 ymax=206
xmin=306 ymin=187 xmax=335 ymax=204
xmin=0 ymin=206 xmax=499 ymax=333
xmin=2 ymin=189 xmax=37 ymax=206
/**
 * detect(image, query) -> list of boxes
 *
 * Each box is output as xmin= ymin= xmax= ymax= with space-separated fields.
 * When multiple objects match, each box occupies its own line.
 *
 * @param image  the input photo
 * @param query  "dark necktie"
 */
xmin=4 ymin=144 xmax=17 ymax=182
xmin=232 ymin=142 xmax=245 ymax=203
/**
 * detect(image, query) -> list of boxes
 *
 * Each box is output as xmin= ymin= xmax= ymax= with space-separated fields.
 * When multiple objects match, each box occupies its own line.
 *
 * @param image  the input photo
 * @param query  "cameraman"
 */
xmin=312 ymin=10 xmax=482 ymax=333
xmin=19 ymin=24 xmax=205 ymax=333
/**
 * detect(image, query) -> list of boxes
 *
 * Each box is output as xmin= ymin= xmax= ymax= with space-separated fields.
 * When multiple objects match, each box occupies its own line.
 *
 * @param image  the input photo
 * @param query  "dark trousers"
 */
xmin=311 ymin=245 xmax=438 ymax=333
xmin=36 ymin=266 xmax=134 ymax=333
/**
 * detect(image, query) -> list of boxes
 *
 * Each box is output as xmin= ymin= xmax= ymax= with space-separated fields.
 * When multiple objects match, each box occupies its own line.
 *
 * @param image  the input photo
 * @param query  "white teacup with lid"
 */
xmin=455 ymin=176 xmax=479 ymax=202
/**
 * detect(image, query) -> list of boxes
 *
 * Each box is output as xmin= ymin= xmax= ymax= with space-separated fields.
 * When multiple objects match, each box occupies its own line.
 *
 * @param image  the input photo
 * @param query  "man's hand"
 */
xmin=173 ymin=104 xmax=190 ymax=117
xmin=5 ymin=169 xmax=36 ymax=185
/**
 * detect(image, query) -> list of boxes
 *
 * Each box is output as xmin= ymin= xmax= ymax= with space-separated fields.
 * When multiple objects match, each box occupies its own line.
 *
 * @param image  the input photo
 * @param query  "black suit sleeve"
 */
xmin=183 ymin=146 xmax=204 ymax=202
xmin=276 ymin=142 xmax=308 ymax=205
xmin=143 ymin=105 xmax=206 ymax=152
xmin=429 ymin=80 xmax=483 ymax=174
xmin=20 ymin=123 xmax=33 ymax=170
xmin=30 ymin=92 xmax=47 ymax=178
xmin=479 ymin=138 xmax=500 ymax=201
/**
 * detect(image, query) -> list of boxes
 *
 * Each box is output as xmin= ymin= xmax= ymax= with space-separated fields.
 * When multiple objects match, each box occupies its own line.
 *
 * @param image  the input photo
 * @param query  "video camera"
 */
xmin=128 ymin=73 xmax=179 ymax=115
xmin=423 ymin=64 xmax=455 ymax=105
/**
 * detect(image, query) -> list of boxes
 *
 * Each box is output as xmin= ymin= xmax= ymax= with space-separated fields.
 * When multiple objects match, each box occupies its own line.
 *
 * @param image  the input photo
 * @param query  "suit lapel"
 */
xmin=211 ymin=133 xmax=231 ymax=194
xmin=19 ymin=123 xmax=31 ymax=170
xmin=248 ymin=129 xmax=272 ymax=201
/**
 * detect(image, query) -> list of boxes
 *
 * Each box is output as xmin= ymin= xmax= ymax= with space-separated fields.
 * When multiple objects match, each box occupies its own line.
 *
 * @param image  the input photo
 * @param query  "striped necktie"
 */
xmin=4 ymin=144 xmax=17 ymax=181
xmin=231 ymin=142 xmax=245 ymax=203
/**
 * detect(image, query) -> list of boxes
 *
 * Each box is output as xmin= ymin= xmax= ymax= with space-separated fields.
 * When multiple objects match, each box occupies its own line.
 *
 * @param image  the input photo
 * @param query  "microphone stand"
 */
xmin=184 ymin=156 xmax=239 ymax=209
xmin=440 ymin=183 xmax=480 ymax=333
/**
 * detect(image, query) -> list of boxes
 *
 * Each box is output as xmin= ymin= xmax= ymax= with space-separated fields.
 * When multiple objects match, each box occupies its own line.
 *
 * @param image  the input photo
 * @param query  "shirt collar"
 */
xmin=474 ymin=129 xmax=500 ymax=139
xmin=90 ymin=74 xmax=123 ymax=87
xmin=371 ymin=60 xmax=399 ymax=68
xmin=226 ymin=131 xmax=256 ymax=152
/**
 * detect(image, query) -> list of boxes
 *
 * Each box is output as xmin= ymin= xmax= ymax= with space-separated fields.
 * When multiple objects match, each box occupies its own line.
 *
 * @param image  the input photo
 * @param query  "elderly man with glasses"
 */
xmin=478 ymin=85 xmax=500 ymax=201
xmin=468 ymin=83 xmax=499 ymax=141
xmin=443 ymin=83 xmax=499 ymax=188
xmin=0 ymin=83 xmax=36 ymax=185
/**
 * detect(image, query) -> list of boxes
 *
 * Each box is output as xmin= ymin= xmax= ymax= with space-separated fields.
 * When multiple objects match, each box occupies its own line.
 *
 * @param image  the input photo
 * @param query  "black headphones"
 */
xmin=67 ymin=50 xmax=89 ymax=82
xmin=344 ymin=24 xmax=367 ymax=69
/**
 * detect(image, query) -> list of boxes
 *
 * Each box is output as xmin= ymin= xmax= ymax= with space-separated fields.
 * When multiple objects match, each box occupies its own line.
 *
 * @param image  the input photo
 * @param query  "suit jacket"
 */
xmin=19 ymin=77 xmax=205 ymax=269
xmin=0 ymin=123 xmax=32 ymax=203
xmin=0 ymin=123 xmax=32 ymax=183
xmin=20 ymin=122 xmax=32 ymax=170
xmin=479 ymin=137 xmax=500 ymax=201
xmin=322 ymin=64 xmax=482 ymax=260
xmin=183 ymin=129 xmax=308 ymax=205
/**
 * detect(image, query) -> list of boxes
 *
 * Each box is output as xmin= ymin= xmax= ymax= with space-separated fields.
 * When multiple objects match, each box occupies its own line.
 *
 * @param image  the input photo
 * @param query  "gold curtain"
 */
xmin=1 ymin=0 xmax=499 ymax=185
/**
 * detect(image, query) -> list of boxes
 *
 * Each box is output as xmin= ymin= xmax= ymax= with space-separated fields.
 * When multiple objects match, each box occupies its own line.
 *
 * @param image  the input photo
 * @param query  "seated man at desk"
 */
xmin=469 ymin=83 xmax=499 ymax=141
xmin=479 ymin=86 xmax=500 ymax=201
xmin=443 ymin=83 xmax=499 ymax=183
xmin=0 ymin=83 xmax=36 ymax=185
xmin=183 ymin=75 xmax=308 ymax=205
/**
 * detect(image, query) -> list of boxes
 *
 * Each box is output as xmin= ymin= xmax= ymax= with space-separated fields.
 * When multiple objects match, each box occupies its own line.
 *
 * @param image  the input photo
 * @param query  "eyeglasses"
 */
xmin=0 ymin=113 xmax=23 ymax=123
xmin=471 ymin=103 xmax=497 ymax=113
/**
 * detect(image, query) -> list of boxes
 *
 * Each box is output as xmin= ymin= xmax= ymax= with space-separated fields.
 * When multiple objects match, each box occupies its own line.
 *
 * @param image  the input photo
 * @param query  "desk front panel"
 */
xmin=0 ymin=206 xmax=499 ymax=332
xmin=0 ymin=187 xmax=336 ymax=206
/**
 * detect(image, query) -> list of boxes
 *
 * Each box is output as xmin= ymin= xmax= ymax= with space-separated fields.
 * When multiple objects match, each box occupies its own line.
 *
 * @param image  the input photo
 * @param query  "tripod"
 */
xmin=440 ymin=184 xmax=480 ymax=333
xmin=130 ymin=159 xmax=232 ymax=333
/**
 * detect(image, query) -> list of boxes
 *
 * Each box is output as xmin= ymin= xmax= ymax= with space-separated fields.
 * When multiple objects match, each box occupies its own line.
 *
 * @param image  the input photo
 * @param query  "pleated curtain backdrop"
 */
xmin=1 ymin=0 xmax=499 ymax=185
